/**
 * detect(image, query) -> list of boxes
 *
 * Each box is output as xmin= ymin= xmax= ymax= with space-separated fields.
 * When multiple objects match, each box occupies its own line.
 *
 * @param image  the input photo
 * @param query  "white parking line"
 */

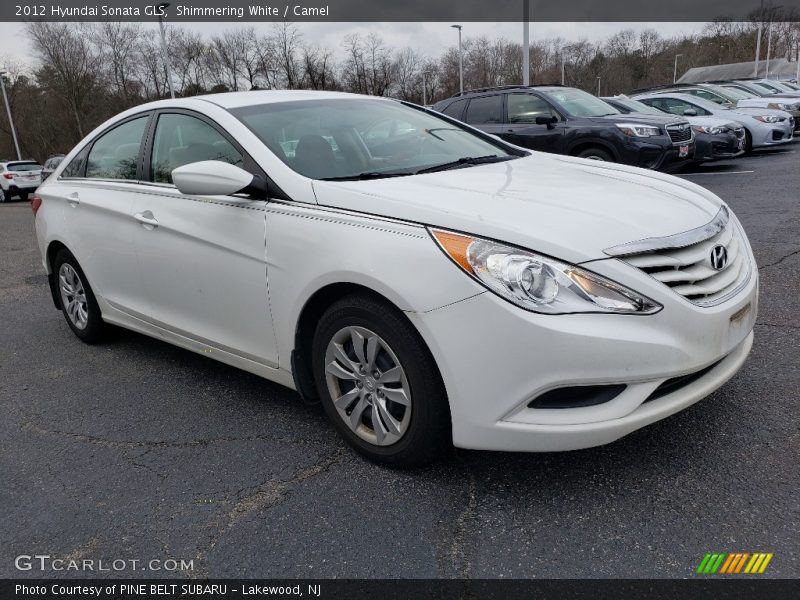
xmin=683 ymin=170 xmax=755 ymax=176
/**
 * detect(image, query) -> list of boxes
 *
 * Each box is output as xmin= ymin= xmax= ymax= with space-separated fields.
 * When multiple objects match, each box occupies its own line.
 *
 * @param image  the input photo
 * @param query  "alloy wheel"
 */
xmin=324 ymin=326 xmax=412 ymax=446
xmin=58 ymin=263 xmax=89 ymax=330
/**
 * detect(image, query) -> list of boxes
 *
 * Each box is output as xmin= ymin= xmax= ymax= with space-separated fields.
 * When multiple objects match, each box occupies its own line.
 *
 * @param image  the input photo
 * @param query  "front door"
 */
xmin=502 ymin=93 xmax=566 ymax=153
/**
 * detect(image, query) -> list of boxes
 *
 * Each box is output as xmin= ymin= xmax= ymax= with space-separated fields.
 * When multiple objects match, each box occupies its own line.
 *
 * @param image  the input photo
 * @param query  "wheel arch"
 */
xmin=567 ymin=139 xmax=620 ymax=161
xmin=45 ymin=240 xmax=71 ymax=309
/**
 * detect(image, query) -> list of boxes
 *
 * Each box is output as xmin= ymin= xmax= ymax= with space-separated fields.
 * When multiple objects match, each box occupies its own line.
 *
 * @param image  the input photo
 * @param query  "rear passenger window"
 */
xmin=441 ymin=99 xmax=467 ymax=120
xmin=86 ymin=117 xmax=148 ymax=180
xmin=150 ymin=113 xmax=244 ymax=184
xmin=465 ymin=96 xmax=503 ymax=125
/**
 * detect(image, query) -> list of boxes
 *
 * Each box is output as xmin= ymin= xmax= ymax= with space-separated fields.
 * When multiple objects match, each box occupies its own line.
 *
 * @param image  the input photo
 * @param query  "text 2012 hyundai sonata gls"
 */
xmin=32 ymin=91 xmax=758 ymax=467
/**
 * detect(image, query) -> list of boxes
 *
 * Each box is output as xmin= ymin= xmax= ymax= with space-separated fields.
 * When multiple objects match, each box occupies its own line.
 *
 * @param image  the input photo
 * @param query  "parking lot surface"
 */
xmin=2 ymin=146 xmax=798 ymax=579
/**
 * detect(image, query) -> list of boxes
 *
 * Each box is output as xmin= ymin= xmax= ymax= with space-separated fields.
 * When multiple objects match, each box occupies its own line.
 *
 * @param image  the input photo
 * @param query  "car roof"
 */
xmin=148 ymin=90 xmax=392 ymax=111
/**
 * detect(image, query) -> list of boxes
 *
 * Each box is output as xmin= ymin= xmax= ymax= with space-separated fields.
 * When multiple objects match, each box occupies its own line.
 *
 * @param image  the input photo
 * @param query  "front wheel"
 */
xmin=576 ymin=147 xmax=613 ymax=162
xmin=311 ymin=293 xmax=451 ymax=468
xmin=744 ymin=129 xmax=753 ymax=153
xmin=53 ymin=249 xmax=108 ymax=343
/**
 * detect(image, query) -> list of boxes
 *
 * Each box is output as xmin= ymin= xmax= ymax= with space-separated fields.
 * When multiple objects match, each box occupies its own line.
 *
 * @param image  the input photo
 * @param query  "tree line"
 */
xmin=0 ymin=15 xmax=799 ymax=162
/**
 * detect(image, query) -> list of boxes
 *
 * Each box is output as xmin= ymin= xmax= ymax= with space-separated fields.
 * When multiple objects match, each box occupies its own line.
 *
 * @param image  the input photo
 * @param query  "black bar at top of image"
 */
xmin=3 ymin=0 xmax=800 ymax=22
xmin=2 ymin=579 xmax=800 ymax=600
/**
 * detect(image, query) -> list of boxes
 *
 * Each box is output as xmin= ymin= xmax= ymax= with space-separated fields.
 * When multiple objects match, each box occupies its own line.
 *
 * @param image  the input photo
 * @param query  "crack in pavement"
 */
xmin=191 ymin=449 xmax=346 ymax=578
xmin=758 ymin=248 xmax=800 ymax=271
xmin=436 ymin=471 xmax=478 ymax=579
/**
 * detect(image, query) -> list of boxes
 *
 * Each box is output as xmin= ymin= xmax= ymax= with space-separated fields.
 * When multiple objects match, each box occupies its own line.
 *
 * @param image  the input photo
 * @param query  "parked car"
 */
xmin=740 ymin=79 xmax=800 ymax=98
xmin=632 ymin=92 xmax=794 ymax=151
xmin=603 ymin=96 xmax=745 ymax=163
xmin=0 ymin=160 xmax=43 ymax=202
xmin=629 ymin=83 xmax=800 ymax=127
xmin=33 ymin=91 xmax=757 ymax=466
xmin=41 ymin=154 xmax=65 ymax=180
xmin=432 ymin=85 xmax=694 ymax=171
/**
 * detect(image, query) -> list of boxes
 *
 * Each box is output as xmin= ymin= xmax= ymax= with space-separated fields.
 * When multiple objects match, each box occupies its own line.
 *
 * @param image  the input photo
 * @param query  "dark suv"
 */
xmin=433 ymin=85 xmax=695 ymax=171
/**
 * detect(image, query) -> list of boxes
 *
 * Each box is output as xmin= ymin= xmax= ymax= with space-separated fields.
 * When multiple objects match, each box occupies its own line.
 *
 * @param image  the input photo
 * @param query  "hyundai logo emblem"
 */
xmin=710 ymin=245 xmax=728 ymax=270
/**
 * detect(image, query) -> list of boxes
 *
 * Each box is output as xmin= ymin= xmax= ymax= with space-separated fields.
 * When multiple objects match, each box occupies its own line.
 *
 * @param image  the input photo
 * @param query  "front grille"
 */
xmin=617 ymin=218 xmax=750 ymax=306
xmin=666 ymin=123 xmax=692 ymax=144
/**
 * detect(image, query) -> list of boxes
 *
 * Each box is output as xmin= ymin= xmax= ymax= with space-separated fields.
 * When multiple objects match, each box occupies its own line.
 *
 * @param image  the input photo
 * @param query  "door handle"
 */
xmin=134 ymin=210 xmax=159 ymax=229
xmin=67 ymin=192 xmax=80 ymax=207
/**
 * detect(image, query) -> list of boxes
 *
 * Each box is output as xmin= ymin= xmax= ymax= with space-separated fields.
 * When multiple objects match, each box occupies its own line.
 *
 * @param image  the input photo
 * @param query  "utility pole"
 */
xmin=673 ymin=53 xmax=683 ymax=84
xmin=157 ymin=2 xmax=176 ymax=99
xmin=754 ymin=0 xmax=764 ymax=77
xmin=765 ymin=23 xmax=772 ymax=79
xmin=0 ymin=68 xmax=21 ymax=160
xmin=522 ymin=0 xmax=530 ymax=86
xmin=451 ymin=25 xmax=463 ymax=94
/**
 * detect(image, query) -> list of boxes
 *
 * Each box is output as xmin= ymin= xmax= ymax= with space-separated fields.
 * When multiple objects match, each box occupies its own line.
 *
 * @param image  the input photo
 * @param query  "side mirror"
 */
xmin=535 ymin=115 xmax=558 ymax=127
xmin=172 ymin=160 xmax=257 ymax=196
xmin=683 ymin=109 xmax=698 ymax=117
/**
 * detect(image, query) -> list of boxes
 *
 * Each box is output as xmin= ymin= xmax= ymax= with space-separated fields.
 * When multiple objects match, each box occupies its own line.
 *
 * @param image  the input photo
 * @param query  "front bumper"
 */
xmin=751 ymin=121 xmax=794 ymax=147
xmin=618 ymin=138 xmax=694 ymax=172
xmin=408 ymin=258 xmax=758 ymax=453
xmin=693 ymin=131 xmax=745 ymax=162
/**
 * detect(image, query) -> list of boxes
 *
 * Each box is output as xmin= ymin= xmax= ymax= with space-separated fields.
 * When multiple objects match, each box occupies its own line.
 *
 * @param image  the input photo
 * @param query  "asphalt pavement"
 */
xmin=1 ymin=145 xmax=798 ymax=579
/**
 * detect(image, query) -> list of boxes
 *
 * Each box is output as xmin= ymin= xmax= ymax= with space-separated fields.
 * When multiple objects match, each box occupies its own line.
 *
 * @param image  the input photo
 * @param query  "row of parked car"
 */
xmin=0 ymin=154 xmax=64 ymax=202
xmin=431 ymin=78 xmax=799 ymax=171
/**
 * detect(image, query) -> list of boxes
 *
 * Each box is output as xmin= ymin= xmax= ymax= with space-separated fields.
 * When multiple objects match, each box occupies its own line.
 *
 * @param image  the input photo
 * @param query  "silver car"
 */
xmin=633 ymin=92 xmax=794 ymax=151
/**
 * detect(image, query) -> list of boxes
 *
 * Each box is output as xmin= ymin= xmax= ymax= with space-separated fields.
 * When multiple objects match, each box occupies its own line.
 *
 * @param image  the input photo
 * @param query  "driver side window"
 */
xmin=150 ymin=113 xmax=244 ymax=184
xmin=507 ymin=94 xmax=558 ymax=124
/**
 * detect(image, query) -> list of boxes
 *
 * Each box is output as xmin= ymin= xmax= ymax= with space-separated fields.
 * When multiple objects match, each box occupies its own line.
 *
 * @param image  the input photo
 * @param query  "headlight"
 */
xmin=615 ymin=123 xmax=661 ymax=137
xmin=767 ymin=103 xmax=789 ymax=110
xmin=753 ymin=115 xmax=782 ymax=123
xmin=692 ymin=125 xmax=725 ymax=134
xmin=430 ymin=230 xmax=661 ymax=315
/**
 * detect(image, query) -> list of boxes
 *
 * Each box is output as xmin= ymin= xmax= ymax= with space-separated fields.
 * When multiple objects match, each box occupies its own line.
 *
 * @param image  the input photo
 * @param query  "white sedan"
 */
xmin=32 ymin=91 xmax=758 ymax=466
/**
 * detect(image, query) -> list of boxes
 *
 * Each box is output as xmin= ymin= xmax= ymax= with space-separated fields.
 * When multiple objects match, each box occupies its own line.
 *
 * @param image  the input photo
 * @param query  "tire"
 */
xmin=311 ymin=293 xmax=451 ymax=468
xmin=19 ymin=191 xmax=28 ymax=202
xmin=53 ymin=248 xmax=108 ymax=343
xmin=744 ymin=129 xmax=753 ymax=153
xmin=0 ymin=187 xmax=6 ymax=203
xmin=576 ymin=147 xmax=613 ymax=162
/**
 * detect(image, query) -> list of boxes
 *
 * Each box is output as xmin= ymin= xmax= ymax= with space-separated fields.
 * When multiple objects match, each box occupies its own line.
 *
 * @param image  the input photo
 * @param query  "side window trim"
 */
xmin=59 ymin=111 xmax=153 ymax=181
xmin=142 ymin=108 xmax=265 ymax=186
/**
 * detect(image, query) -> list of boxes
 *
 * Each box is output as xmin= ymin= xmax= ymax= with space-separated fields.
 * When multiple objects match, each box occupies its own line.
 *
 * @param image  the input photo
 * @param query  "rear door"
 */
xmin=502 ymin=93 xmax=566 ymax=152
xmin=50 ymin=114 xmax=152 ymax=316
xmin=463 ymin=94 xmax=506 ymax=137
xmin=130 ymin=109 xmax=279 ymax=366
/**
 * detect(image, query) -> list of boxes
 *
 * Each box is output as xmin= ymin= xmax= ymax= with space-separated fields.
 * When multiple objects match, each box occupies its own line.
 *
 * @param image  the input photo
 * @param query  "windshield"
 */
xmin=230 ymin=98 xmax=516 ymax=180
xmin=751 ymin=82 xmax=779 ymax=95
xmin=615 ymin=98 xmax=663 ymax=115
xmin=546 ymin=88 xmax=620 ymax=117
xmin=708 ymin=85 xmax=754 ymax=100
xmin=8 ymin=162 xmax=42 ymax=171
xmin=769 ymin=81 xmax=798 ymax=93
xmin=682 ymin=95 xmax=726 ymax=112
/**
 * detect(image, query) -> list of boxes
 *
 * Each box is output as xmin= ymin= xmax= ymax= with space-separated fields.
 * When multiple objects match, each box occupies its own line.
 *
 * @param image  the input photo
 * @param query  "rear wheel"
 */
xmin=311 ymin=293 xmax=451 ymax=468
xmin=576 ymin=147 xmax=613 ymax=162
xmin=19 ymin=191 xmax=28 ymax=202
xmin=53 ymin=249 xmax=108 ymax=343
xmin=0 ymin=188 xmax=5 ymax=203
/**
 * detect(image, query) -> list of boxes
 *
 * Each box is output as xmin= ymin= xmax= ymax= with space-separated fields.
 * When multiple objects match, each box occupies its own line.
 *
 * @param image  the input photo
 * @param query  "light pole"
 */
xmin=157 ymin=2 xmax=176 ymax=99
xmin=596 ymin=76 xmax=601 ymax=96
xmin=754 ymin=0 xmax=764 ymax=77
xmin=522 ymin=0 xmax=530 ymax=86
xmin=422 ymin=71 xmax=429 ymax=106
xmin=0 ymin=68 xmax=21 ymax=161
xmin=765 ymin=23 xmax=772 ymax=79
xmin=561 ymin=51 xmax=566 ymax=85
xmin=673 ymin=53 xmax=683 ymax=83
xmin=451 ymin=25 xmax=463 ymax=94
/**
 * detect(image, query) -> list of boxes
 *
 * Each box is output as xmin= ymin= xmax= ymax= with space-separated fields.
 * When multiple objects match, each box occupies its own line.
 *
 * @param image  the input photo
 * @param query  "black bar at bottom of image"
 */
xmin=2 ymin=579 xmax=799 ymax=600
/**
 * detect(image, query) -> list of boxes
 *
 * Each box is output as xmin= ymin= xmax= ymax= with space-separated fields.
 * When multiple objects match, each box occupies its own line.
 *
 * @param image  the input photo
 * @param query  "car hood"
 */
xmin=587 ymin=113 xmax=687 ymax=126
xmin=312 ymin=153 xmax=723 ymax=264
xmin=685 ymin=115 xmax=740 ymax=128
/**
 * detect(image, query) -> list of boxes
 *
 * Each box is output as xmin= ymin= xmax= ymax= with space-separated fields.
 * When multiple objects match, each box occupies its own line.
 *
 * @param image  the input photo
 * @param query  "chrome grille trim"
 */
xmin=611 ymin=211 xmax=752 ymax=307
xmin=666 ymin=122 xmax=693 ymax=144
xmin=605 ymin=206 xmax=729 ymax=257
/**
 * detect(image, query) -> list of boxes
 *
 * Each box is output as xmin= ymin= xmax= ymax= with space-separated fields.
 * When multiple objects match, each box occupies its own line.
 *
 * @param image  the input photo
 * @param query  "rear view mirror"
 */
xmin=535 ymin=115 xmax=558 ymax=126
xmin=683 ymin=109 xmax=698 ymax=116
xmin=172 ymin=161 xmax=256 ymax=196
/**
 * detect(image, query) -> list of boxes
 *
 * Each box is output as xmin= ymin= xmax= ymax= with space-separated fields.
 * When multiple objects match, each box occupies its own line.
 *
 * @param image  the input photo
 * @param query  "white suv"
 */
xmin=0 ymin=160 xmax=43 ymax=202
xmin=32 ymin=91 xmax=758 ymax=467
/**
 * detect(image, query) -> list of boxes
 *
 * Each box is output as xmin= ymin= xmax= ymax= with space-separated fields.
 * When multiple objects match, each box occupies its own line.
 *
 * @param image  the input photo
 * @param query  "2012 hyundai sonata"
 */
xmin=32 ymin=91 xmax=758 ymax=467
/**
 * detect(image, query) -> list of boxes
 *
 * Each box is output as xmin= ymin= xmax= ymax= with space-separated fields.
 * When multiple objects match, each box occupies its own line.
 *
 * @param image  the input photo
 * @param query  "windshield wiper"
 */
xmin=320 ymin=170 xmax=414 ymax=182
xmin=413 ymin=155 xmax=511 ymax=175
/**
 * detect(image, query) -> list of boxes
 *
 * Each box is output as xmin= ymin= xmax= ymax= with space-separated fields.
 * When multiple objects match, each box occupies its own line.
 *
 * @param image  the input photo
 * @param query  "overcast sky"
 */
xmin=0 ymin=21 xmax=705 ymax=70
